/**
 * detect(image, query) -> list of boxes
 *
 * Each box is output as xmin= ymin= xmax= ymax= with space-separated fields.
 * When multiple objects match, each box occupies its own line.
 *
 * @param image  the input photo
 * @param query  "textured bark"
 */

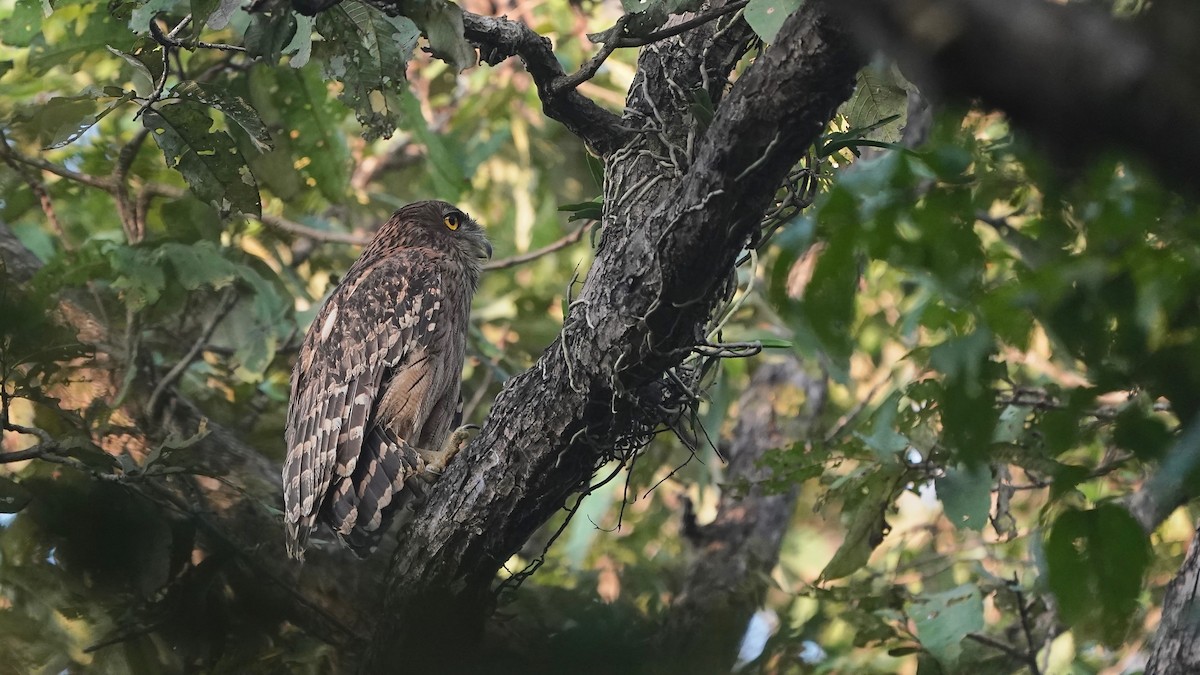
xmin=1147 ymin=524 xmax=1200 ymax=674
xmin=361 ymin=3 xmax=863 ymax=671
xmin=655 ymin=360 xmax=826 ymax=672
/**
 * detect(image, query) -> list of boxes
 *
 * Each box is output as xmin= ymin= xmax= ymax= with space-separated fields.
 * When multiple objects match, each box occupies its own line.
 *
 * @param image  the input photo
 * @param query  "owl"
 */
xmin=283 ymin=200 xmax=491 ymax=560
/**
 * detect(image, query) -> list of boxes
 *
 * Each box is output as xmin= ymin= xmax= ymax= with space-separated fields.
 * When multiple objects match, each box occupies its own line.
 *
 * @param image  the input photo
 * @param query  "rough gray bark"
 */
xmin=655 ymin=360 xmax=826 ymax=672
xmin=1147 ymin=523 xmax=1200 ymax=674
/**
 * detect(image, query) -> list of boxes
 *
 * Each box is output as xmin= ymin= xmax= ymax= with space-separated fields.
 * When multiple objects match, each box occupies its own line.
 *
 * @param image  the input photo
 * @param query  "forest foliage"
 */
xmin=0 ymin=0 xmax=1195 ymax=673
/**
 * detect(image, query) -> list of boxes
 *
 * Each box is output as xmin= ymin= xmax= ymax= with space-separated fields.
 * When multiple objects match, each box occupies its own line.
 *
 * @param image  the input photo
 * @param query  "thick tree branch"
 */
xmin=362 ymin=4 xmax=862 ymax=670
xmin=838 ymin=0 xmax=1200 ymax=196
xmin=438 ymin=10 xmax=630 ymax=155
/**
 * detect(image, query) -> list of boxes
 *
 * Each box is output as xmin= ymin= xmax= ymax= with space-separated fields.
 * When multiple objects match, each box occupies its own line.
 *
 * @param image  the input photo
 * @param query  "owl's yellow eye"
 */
xmin=443 ymin=213 xmax=461 ymax=231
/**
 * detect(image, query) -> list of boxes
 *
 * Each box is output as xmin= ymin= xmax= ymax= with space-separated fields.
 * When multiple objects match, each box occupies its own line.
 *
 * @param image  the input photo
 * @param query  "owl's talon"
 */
xmin=416 ymin=425 xmax=478 ymax=482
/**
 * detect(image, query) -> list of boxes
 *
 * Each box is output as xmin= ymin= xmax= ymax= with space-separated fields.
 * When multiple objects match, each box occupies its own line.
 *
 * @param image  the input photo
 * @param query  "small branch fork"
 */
xmin=454 ymin=1 xmax=752 ymax=156
xmin=966 ymin=575 xmax=1043 ymax=674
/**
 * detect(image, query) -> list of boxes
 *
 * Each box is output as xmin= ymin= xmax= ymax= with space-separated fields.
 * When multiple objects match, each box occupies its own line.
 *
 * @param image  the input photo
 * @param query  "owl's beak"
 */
xmin=473 ymin=239 xmax=493 ymax=260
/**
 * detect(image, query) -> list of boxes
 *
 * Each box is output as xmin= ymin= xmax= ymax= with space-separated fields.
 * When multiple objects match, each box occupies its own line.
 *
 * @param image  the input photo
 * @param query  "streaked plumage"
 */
xmin=283 ymin=200 xmax=490 ymax=560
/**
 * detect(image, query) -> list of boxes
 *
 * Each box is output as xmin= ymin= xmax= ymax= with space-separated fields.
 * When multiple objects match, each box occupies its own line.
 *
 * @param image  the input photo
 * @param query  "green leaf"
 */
xmin=245 ymin=65 xmax=350 ymax=202
xmin=910 ymin=585 xmax=984 ymax=668
xmin=11 ymin=94 xmax=105 ymax=149
xmin=27 ymin=10 xmax=137 ymax=75
xmin=0 ymin=476 xmax=33 ymax=514
xmin=992 ymin=404 xmax=1030 ymax=444
xmin=803 ymin=188 xmax=859 ymax=371
xmin=245 ymin=7 xmax=298 ymax=63
xmin=745 ymin=0 xmax=803 ymax=43
xmin=171 ymin=81 xmax=273 ymax=152
xmin=559 ymin=200 xmax=603 ymax=222
xmin=840 ymin=63 xmax=910 ymax=145
xmin=402 ymin=0 xmax=475 ymax=71
xmin=399 ymin=88 xmax=466 ymax=198
xmin=820 ymin=469 xmax=900 ymax=580
xmin=2 ymin=0 xmax=44 ymax=48
xmin=205 ymin=0 xmax=240 ymax=29
xmin=108 ymin=244 xmax=166 ymax=309
xmin=107 ymin=46 xmax=159 ymax=96
xmin=1046 ymin=503 xmax=1150 ymax=646
xmin=159 ymin=241 xmax=240 ymax=290
xmin=316 ymin=0 xmax=419 ymax=139
xmin=129 ymin=0 xmax=180 ymax=34
xmin=936 ymin=465 xmax=991 ymax=531
xmin=190 ymin=0 xmax=221 ymax=29
xmin=856 ymin=390 xmax=909 ymax=460
xmin=143 ymin=100 xmax=261 ymax=218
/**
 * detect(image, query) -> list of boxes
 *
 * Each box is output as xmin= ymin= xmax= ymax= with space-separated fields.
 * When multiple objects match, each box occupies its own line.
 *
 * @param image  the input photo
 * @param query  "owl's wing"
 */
xmin=283 ymin=255 xmax=445 ymax=559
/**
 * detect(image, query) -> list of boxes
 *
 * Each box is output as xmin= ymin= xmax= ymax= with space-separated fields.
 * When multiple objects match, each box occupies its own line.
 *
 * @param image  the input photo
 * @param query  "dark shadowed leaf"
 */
xmin=245 ymin=65 xmax=350 ymax=202
xmin=245 ymin=7 xmax=298 ymax=63
xmin=401 ymin=0 xmax=475 ymax=71
xmin=0 ymin=476 xmax=33 ymax=514
xmin=1046 ymin=504 xmax=1150 ymax=646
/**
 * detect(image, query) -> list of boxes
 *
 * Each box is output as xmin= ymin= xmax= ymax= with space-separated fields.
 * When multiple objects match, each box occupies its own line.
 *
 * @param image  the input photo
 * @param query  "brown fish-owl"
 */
xmin=283 ymin=200 xmax=491 ymax=559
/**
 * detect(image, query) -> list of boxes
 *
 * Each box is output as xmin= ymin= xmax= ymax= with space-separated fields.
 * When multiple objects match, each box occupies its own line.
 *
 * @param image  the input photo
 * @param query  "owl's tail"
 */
xmin=326 ymin=425 xmax=427 ymax=557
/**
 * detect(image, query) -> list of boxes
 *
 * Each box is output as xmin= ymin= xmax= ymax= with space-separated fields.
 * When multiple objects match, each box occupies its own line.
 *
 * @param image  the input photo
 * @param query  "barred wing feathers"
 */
xmin=283 ymin=254 xmax=448 ymax=559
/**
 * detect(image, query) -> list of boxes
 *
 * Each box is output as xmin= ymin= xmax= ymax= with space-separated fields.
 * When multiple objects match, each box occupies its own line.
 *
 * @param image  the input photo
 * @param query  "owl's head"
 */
xmin=374 ymin=200 xmax=493 ymax=266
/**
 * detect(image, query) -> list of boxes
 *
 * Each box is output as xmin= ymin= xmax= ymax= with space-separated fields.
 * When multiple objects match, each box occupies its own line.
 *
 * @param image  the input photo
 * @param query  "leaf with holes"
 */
xmin=316 ymin=0 xmax=419 ymax=139
xmin=143 ymin=101 xmax=261 ymax=218
xmin=171 ymin=81 xmax=273 ymax=152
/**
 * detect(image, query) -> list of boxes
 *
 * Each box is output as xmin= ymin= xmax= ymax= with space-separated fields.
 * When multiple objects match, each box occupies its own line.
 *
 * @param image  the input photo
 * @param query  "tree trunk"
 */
xmin=360 ymin=4 xmax=863 ymax=671
xmin=1146 ymin=524 xmax=1200 ymax=674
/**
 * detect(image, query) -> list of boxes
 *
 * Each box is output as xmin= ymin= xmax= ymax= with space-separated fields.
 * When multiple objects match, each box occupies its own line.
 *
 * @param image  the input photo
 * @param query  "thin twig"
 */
xmin=484 ymin=223 xmax=593 ymax=271
xmin=0 ymin=130 xmax=72 ymax=249
xmin=147 ymin=288 xmax=239 ymax=415
xmin=966 ymin=632 xmax=1039 ymax=670
xmin=615 ymin=0 xmax=752 ymax=48
xmin=553 ymin=15 xmax=631 ymax=93
xmin=1013 ymin=574 xmax=1043 ymax=675
xmin=259 ymin=214 xmax=371 ymax=245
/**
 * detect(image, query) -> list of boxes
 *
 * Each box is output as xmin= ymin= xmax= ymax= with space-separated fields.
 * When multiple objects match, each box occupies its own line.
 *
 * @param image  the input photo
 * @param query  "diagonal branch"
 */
xmin=456 ymin=11 xmax=630 ymax=155
xmin=361 ymin=3 xmax=863 ymax=670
